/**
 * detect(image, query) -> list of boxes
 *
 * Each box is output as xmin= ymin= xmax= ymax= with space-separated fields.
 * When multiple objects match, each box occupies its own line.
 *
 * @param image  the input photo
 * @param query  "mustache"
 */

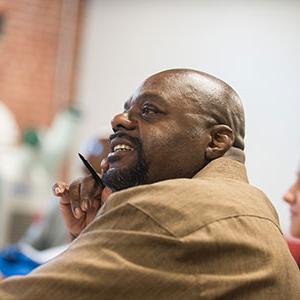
xmin=109 ymin=132 xmax=142 ymax=149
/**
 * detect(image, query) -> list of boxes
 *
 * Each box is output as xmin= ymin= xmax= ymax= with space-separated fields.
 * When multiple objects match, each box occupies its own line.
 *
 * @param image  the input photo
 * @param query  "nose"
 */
xmin=283 ymin=187 xmax=297 ymax=205
xmin=283 ymin=192 xmax=295 ymax=205
xmin=111 ymin=111 xmax=136 ymax=132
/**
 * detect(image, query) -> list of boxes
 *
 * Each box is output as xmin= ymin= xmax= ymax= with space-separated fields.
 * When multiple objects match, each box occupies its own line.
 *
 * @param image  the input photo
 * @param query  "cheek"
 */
xmin=139 ymin=119 xmax=206 ymax=166
xmin=140 ymin=125 xmax=181 ymax=166
xmin=291 ymin=197 xmax=300 ymax=238
xmin=142 ymin=131 xmax=170 ymax=161
xmin=142 ymin=130 xmax=201 ymax=168
xmin=295 ymin=193 xmax=300 ymax=211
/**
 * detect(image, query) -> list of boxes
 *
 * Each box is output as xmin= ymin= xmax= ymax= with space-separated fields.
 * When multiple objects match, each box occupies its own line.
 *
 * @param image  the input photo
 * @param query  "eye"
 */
xmin=142 ymin=104 xmax=159 ymax=116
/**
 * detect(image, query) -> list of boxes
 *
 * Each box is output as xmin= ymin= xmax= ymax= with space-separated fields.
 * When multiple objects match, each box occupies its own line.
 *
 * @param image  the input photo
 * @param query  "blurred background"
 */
xmin=0 ymin=0 xmax=299 ymax=247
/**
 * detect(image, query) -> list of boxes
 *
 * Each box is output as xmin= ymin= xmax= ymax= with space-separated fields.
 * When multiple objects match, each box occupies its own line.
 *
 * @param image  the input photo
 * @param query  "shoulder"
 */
xmin=102 ymin=176 xmax=280 ymax=238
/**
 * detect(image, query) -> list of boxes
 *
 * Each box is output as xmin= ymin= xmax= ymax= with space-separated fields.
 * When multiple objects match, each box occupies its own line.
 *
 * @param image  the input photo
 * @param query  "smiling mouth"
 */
xmin=113 ymin=144 xmax=134 ymax=152
xmin=108 ymin=132 xmax=140 ymax=166
xmin=107 ymin=142 xmax=136 ymax=165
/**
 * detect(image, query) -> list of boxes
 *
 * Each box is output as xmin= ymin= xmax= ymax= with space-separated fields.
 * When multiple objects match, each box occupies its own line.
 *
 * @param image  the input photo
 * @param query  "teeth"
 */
xmin=113 ymin=144 xmax=134 ymax=152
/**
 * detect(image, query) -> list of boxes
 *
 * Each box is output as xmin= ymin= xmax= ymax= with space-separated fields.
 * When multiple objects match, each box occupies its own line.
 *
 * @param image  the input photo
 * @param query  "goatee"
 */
xmin=102 ymin=133 xmax=149 ymax=191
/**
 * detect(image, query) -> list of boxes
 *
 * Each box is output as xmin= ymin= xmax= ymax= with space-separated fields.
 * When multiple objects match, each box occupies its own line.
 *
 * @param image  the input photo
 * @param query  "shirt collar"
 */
xmin=193 ymin=157 xmax=249 ymax=183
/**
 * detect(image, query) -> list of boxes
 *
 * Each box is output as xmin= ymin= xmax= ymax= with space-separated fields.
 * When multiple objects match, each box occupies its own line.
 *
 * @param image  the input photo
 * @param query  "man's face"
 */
xmin=102 ymin=72 xmax=211 ymax=191
xmin=283 ymin=175 xmax=300 ymax=238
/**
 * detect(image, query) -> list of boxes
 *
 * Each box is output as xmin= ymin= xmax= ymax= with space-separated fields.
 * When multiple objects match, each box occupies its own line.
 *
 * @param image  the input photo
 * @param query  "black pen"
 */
xmin=78 ymin=153 xmax=104 ymax=189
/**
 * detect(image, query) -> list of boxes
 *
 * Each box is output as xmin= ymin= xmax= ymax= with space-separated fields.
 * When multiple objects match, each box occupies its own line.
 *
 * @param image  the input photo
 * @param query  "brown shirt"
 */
xmin=0 ymin=158 xmax=299 ymax=299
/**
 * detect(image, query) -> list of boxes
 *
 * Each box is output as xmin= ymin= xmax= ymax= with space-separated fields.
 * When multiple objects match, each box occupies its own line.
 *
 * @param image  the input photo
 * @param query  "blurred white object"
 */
xmin=0 ymin=101 xmax=20 ymax=147
xmin=0 ymin=101 xmax=20 ymax=246
xmin=0 ymin=105 xmax=81 ymax=247
xmin=40 ymin=106 xmax=81 ymax=178
xmin=19 ymin=242 xmax=69 ymax=264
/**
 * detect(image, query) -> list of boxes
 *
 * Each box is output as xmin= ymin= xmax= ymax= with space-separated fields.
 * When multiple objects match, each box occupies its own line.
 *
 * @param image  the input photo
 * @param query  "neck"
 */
xmin=223 ymin=147 xmax=245 ymax=164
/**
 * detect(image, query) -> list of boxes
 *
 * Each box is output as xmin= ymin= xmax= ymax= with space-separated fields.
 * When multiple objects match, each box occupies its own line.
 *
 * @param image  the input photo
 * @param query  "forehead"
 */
xmin=124 ymin=73 xmax=199 ymax=110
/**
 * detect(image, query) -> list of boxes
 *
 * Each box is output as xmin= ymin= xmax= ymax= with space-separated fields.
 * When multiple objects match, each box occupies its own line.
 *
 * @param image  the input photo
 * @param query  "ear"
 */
xmin=205 ymin=125 xmax=234 ymax=160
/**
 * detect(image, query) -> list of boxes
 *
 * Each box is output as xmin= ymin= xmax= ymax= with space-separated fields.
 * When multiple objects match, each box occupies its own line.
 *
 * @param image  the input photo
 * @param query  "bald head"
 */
xmin=144 ymin=69 xmax=245 ymax=150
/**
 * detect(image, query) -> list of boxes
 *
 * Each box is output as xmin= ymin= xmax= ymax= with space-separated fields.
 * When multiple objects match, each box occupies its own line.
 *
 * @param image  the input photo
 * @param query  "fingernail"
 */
xmin=55 ymin=187 xmax=61 ymax=194
xmin=89 ymin=200 xmax=93 ymax=209
xmin=75 ymin=208 xmax=81 ymax=218
xmin=80 ymin=202 xmax=85 ymax=211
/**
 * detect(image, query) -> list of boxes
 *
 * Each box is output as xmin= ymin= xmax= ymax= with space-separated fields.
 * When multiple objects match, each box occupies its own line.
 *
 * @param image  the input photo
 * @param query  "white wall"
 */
xmin=76 ymin=0 xmax=300 ymax=232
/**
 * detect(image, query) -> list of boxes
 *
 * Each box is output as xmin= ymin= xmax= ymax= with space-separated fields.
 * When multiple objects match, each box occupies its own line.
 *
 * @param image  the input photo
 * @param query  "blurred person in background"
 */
xmin=283 ymin=162 xmax=300 ymax=268
xmin=0 ymin=136 xmax=110 ymax=278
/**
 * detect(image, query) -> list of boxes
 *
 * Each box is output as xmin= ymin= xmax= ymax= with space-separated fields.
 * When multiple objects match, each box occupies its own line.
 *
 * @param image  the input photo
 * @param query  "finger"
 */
xmin=69 ymin=179 xmax=85 ymax=219
xmin=93 ymin=198 xmax=101 ymax=210
xmin=52 ymin=182 xmax=68 ymax=197
xmin=85 ymin=205 xmax=100 ymax=225
xmin=80 ymin=175 xmax=102 ymax=210
xmin=81 ymin=198 xmax=90 ymax=211
xmin=79 ymin=176 xmax=94 ymax=211
xmin=52 ymin=182 xmax=71 ymax=206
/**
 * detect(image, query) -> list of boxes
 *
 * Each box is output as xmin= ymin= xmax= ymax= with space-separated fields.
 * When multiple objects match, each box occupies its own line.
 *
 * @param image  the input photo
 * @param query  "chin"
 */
xmin=102 ymin=165 xmax=148 ymax=192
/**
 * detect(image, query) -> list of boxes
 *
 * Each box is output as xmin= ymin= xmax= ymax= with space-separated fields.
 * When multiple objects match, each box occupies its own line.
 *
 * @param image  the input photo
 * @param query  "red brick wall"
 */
xmin=0 ymin=0 xmax=83 ymax=133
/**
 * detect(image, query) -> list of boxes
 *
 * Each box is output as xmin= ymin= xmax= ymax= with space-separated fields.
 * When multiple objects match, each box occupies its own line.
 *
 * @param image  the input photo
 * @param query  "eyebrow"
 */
xmin=124 ymin=92 xmax=165 ymax=110
xmin=124 ymin=99 xmax=131 ymax=110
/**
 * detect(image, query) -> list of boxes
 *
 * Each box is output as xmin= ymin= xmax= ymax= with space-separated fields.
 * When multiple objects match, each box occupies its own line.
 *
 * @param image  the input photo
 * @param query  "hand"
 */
xmin=53 ymin=175 xmax=111 ymax=238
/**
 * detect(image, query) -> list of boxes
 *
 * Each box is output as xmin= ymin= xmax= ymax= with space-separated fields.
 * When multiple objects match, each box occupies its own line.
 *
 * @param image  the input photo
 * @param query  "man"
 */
xmin=283 ymin=162 xmax=300 ymax=267
xmin=0 ymin=69 xmax=299 ymax=299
